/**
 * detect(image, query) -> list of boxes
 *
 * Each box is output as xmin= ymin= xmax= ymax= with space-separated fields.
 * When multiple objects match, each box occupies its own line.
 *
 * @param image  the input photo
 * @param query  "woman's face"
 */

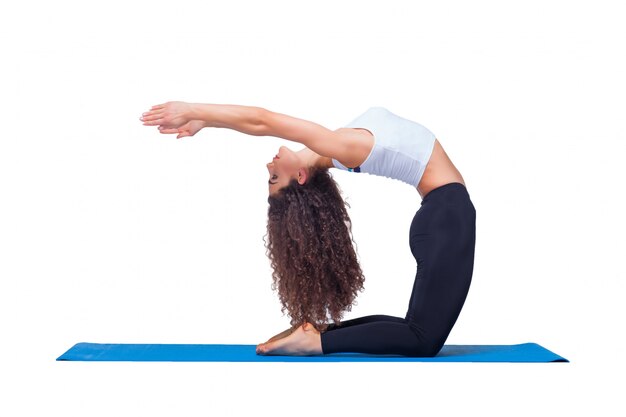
xmin=266 ymin=146 xmax=304 ymax=195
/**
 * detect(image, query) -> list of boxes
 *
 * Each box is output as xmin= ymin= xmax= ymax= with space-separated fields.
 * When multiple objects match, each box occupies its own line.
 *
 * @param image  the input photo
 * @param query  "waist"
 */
xmin=421 ymin=182 xmax=471 ymax=205
xmin=417 ymin=139 xmax=466 ymax=198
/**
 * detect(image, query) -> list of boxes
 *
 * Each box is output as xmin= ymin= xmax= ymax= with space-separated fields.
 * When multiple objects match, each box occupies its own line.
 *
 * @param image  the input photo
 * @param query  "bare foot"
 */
xmin=256 ymin=323 xmax=322 ymax=356
xmin=264 ymin=327 xmax=295 ymax=344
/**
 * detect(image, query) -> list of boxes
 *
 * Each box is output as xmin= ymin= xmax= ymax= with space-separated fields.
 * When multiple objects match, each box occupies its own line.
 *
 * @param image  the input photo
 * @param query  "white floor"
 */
xmin=2 ymin=1 xmax=625 ymax=415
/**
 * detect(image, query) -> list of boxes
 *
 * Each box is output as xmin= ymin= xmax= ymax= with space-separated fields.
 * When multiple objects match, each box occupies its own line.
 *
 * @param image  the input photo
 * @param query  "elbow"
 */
xmin=249 ymin=106 xmax=270 ymax=136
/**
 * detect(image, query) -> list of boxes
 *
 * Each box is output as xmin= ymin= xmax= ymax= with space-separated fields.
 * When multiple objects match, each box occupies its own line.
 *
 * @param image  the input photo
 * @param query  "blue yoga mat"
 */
xmin=57 ymin=343 xmax=567 ymax=362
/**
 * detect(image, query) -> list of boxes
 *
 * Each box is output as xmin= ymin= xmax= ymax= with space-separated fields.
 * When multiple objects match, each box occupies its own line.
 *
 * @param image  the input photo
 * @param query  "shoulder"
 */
xmin=261 ymin=107 xmax=376 ymax=168
xmin=331 ymin=127 xmax=375 ymax=169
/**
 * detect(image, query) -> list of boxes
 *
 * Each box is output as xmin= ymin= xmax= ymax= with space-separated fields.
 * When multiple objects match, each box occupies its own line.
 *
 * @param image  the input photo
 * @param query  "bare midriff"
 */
xmin=417 ymin=139 xmax=465 ymax=198
xmin=324 ymin=129 xmax=465 ymax=198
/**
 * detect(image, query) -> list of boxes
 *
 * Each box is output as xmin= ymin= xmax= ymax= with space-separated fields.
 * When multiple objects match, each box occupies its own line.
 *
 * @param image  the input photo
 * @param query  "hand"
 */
xmin=157 ymin=120 xmax=205 ymax=139
xmin=140 ymin=101 xmax=192 ymax=129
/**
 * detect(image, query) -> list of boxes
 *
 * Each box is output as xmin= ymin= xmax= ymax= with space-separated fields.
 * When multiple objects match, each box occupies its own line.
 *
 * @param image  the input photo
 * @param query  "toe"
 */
xmin=261 ymin=340 xmax=276 ymax=354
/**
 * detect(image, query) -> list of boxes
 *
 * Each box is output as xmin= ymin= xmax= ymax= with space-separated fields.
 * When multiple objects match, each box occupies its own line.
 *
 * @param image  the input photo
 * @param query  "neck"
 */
xmin=297 ymin=147 xmax=333 ymax=169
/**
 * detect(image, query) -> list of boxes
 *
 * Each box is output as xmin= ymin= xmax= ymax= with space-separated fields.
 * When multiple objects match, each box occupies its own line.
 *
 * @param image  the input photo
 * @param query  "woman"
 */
xmin=140 ymin=102 xmax=476 ymax=357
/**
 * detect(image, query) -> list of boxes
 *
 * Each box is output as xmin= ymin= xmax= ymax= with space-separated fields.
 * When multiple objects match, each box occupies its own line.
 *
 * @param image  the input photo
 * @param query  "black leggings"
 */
xmin=320 ymin=182 xmax=476 ymax=356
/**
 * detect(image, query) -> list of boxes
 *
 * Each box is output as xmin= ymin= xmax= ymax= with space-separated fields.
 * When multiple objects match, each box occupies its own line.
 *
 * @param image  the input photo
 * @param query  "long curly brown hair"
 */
xmin=264 ymin=167 xmax=365 ymax=331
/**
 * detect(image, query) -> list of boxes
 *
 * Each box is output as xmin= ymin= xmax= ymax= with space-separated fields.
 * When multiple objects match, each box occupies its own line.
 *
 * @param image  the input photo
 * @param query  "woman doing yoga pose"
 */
xmin=140 ymin=102 xmax=476 ymax=357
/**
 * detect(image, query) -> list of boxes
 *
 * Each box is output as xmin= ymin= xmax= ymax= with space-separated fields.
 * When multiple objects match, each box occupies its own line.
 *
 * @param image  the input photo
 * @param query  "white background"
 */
xmin=1 ymin=0 xmax=625 ymax=415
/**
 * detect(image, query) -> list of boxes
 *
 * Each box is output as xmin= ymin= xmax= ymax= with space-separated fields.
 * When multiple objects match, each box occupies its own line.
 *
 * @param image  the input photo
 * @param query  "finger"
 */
xmin=151 ymin=104 xmax=166 ymax=110
xmin=158 ymin=127 xmax=179 ymax=134
xmin=177 ymin=131 xmax=189 ymax=139
xmin=141 ymin=110 xmax=164 ymax=122
xmin=143 ymin=116 xmax=169 ymax=126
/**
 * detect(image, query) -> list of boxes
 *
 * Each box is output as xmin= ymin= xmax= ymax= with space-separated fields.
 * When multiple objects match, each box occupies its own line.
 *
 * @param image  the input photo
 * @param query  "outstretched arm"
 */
xmin=141 ymin=102 xmax=267 ymax=135
xmin=140 ymin=101 xmax=368 ymax=164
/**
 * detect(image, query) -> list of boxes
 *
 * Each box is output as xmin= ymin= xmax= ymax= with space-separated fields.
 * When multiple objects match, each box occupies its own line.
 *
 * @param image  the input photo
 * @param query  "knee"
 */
xmin=407 ymin=339 xmax=444 ymax=358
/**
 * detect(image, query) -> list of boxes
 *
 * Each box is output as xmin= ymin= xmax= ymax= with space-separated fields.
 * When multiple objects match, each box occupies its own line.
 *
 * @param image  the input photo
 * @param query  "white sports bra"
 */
xmin=332 ymin=107 xmax=437 ymax=187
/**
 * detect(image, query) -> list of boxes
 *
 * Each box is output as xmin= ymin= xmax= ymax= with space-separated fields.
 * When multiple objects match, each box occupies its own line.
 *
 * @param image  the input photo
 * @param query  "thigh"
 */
xmin=406 ymin=200 xmax=476 ymax=345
